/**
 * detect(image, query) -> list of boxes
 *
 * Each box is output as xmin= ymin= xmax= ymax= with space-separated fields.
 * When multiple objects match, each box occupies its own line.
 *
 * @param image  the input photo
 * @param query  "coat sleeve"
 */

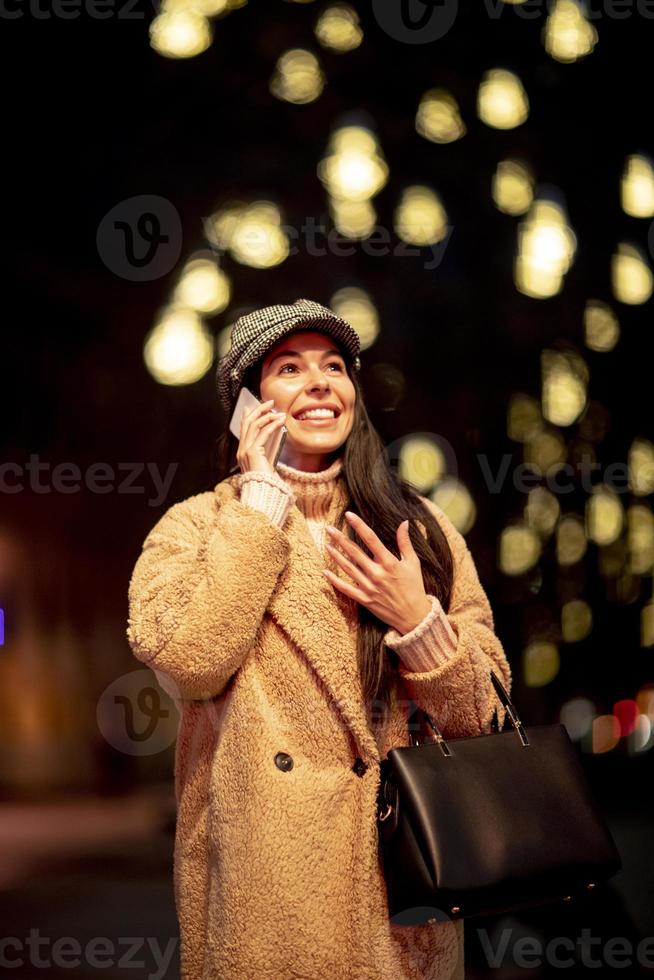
xmin=126 ymin=491 xmax=290 ymax=702
xmin=396 ymin=497 xmax=512 ymax=737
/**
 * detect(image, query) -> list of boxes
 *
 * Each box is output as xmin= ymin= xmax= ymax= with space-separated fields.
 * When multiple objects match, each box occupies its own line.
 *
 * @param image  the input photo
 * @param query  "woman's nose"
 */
xmin=306 ymin=368 xmax=330 ymax=390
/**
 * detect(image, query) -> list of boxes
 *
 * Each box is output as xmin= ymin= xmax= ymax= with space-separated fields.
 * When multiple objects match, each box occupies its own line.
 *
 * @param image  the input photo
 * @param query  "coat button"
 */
xmin=274 ymin=752 xmax=294 ymax=772
xmin=352 ymin=757 xmax=368 ymax=777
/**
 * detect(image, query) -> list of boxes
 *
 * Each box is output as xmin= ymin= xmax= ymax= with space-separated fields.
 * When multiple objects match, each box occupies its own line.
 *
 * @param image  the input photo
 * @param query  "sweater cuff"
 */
xmin=237 ymin=470 xmax=296 ymax=528
xmin=384 ymin=594 xmax=458 ymax=672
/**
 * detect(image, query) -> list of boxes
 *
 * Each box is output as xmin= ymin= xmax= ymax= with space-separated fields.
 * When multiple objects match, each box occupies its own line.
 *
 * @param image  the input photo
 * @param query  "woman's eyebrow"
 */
xmin=266 ymin=348 xmax=343 ymax=366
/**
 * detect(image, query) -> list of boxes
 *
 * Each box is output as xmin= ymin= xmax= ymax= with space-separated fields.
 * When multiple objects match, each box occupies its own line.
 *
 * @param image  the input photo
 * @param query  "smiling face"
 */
xmin=258 ymin=330 xmax=356 ymax=472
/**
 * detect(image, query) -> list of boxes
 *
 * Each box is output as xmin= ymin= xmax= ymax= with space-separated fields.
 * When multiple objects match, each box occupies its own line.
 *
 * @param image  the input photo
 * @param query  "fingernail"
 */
xmin=345 ymin=511 xmax=355 ymax=520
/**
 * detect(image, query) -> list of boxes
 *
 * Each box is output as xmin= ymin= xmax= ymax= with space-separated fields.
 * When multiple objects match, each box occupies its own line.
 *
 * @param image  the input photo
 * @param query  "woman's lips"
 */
xmin=293 ymin=416 xmax=339 ymax=425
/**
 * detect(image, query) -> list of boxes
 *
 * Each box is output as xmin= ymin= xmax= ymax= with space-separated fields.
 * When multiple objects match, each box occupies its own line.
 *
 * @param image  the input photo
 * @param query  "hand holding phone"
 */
xmin=229 ymin=387 xmax=288 ymax=476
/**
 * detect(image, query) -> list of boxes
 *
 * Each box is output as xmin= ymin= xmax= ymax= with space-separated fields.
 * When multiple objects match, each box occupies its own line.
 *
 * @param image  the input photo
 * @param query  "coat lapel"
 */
xmin=217 ymin=477 xmax=381 ymax=763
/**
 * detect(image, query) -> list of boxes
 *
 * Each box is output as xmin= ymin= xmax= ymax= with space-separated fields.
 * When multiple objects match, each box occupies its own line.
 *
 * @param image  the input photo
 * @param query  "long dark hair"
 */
xmin=212 ymin=354 xmax=454 ymax=729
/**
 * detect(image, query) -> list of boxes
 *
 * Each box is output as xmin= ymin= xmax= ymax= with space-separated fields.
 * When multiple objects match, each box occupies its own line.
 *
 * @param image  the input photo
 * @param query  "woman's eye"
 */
xmin=279 ymin=361 xmax=343 ymax=374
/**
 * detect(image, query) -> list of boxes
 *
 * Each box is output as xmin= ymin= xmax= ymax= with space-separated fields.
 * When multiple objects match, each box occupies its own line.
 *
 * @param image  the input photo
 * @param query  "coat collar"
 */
xmin=215 ymin=476 xmax=381 ymax=763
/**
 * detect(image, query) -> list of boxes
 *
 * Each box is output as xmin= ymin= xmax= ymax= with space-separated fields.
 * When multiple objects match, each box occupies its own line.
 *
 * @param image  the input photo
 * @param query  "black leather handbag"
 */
xmin=377 ymin=670 xmax=622 ymax=925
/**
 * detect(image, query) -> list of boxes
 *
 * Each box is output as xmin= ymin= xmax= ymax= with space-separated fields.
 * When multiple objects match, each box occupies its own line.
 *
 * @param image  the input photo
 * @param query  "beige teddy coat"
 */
xmin=126 ymin=470 xmax=512 ymax=980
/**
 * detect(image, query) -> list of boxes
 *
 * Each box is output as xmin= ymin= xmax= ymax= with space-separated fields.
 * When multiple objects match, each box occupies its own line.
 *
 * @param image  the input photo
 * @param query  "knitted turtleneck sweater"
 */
xmin=236 ymin=457 xmax=458 ymax=672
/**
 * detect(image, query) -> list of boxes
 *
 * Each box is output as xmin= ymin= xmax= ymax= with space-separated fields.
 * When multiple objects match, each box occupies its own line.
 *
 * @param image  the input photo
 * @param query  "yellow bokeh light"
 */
xmin=430 ymin=479 xmax=477 ymax=535
xmin=329 ymin=198 xmax=377 ymax=240
xmin=174 ymin=256 xmax=231 ymax=314
xmin=149 ymin=9 xmax=212 ymax=58
xmin=161 ymin=0 xmax=230 ymax=14
xmin=524 ymin=428 xmax=567 ymax=473
xmin=314 ymin=3 xmax=363 ymax=53
xmin=611 ymin=243 xmax=654 ymax=305
xmin=507 ymin=393 xmax=543 ymax=443
xmin=629 ymin=439 xmax=654 ymax=496
xmin=329 ymin=287 xmax=379 ymax=350
xmin=415 ymin=88 xmax=466 ymax=145
xmin=394 ymin=186 xmax=448 ymax=246
xmin=492 ymin=158 xmax=534 ymax=216
xmin=205 ymin=201 xmax=246 ymax=251
xmin=399 ymin=437 xmax=446 ymax=493
xmin=541 ymin=349 xmax=587 ymax=427
xmin=318 ymin=127 xmax=389 ymax=203
xmin=586 ymin=487 xmax=624 ymax=546
xmin=562 ymin=600 xmax=593 ymax=642
xmin=515 ymin=199 xmax=577 ymax=299
xmin=208 ymin=201 xmax=289 ymax=269
xmin=499 ymin=524 xmax=541 ymax=576
xmin=270 ymin=48 xmax=325 ymax=105
xmin=144 ymin=307 xmax=214 ymax=385
xmin=477 ymin=69 xmax=529 ymax=130
xmin=523 ymin=640 xmax=560 ymax=687
xmin=556 ymin=514 xmax=587 ymax=566
xmin=543 ymin=0 xmax=598 ymax=64
xmin=627 ymin=505 xmax=654 ymax=575
xmin=642 ymin=603 xmax=654 ymax=647
xmin=525 ymin=486 xmax=560 ymax=537
xmin=583 ymin=300 xmax=620 ymax=353
xmin=621 ymin=154 xmax=654 ymax=218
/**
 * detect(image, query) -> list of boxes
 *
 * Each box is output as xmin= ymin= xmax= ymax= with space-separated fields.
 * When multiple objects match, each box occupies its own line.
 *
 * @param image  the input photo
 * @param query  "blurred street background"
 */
xmin=1 ymin=0 xmax=654 ymax=975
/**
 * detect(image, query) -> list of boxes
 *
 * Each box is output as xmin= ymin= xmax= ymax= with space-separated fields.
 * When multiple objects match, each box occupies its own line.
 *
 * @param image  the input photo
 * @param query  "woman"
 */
xmin=127 ymin=298 xmax=512 ymax=980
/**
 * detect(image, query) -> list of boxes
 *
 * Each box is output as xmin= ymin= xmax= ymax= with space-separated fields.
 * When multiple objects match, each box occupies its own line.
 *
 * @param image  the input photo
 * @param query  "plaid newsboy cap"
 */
xmin=216 ymin=298 xmax=362 ymax=414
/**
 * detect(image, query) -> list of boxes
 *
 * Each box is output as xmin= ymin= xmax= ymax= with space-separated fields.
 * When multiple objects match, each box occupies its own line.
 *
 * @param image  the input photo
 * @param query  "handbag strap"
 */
xmin=410 ymin=669 xmax=529 ymax=751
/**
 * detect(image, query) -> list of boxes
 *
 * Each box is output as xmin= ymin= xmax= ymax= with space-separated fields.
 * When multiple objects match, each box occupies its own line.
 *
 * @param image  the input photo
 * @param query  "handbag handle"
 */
xmin=411 ymin=669 xmax=529 ymax=753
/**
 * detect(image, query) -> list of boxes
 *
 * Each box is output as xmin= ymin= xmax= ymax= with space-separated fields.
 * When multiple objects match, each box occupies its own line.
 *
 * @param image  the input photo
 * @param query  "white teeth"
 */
xmin=296 ymin=409 xmax=336 ymax=420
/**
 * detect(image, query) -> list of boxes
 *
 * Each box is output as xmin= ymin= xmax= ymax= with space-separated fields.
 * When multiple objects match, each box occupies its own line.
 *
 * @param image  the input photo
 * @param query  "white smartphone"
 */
xmin=229 ymin=386 xmax=288 ymax=469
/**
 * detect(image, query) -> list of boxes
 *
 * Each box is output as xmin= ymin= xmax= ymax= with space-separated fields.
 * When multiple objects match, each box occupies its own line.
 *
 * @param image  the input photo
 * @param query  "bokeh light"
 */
xmin=416 ymin=89 xmax=466 ymax=144
xmin=399 ymin=437 xmax=446 ymax=493
xmin=515 ymin=198 xmax=577 ymax=298
xmin=586 ymin=486 xmax=624 ymax=547
xmin=499 ymin=524 xmax=541 ymax=575
xmin=561 ymin=599 xmax=593 ymax=642
xmin=477 ymin=69 xmax=529 ymax=130
xmin=583 ymin=300 xmax=620 ymax=352
xmin=430 ymin=478 xmax=477 ymax=535
xmin=611 ymin=243 xmax=654 ymax=305
xmin=492 ymin=158 xmax=534 ymax=216
xmin=628 ymin=438 xmax=654 ymax=496
xmin=314 ymin=3 xmax=363 ymax=53
xmin=149 ymin=9 xmax=212 ymax=59
xmin=543 ymin=0 xmax=598 ymax=64
xmin=523 ymin=640 xmax=560 ymax=687
xmin=394 ymin=186 xmax=448 ymax=246
xmin=270 ymin=49 xmax=325 ymax=104
xmin=556 ymin=514 xmax=587 ymax=566
xmin=144 ymin=306 xmax=214 ymax=386
xmin=541 ymin=349 xmax=588 ymax=427
xmin=329 ymin=287 xmax=379 ymax=350
xmin=621 ymin=154 xmax=654 ymax=218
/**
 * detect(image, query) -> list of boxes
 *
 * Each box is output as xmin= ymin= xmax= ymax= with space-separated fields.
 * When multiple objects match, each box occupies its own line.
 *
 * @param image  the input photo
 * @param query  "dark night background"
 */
xmin=1 ymin=0 xmax=653 ymax=976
